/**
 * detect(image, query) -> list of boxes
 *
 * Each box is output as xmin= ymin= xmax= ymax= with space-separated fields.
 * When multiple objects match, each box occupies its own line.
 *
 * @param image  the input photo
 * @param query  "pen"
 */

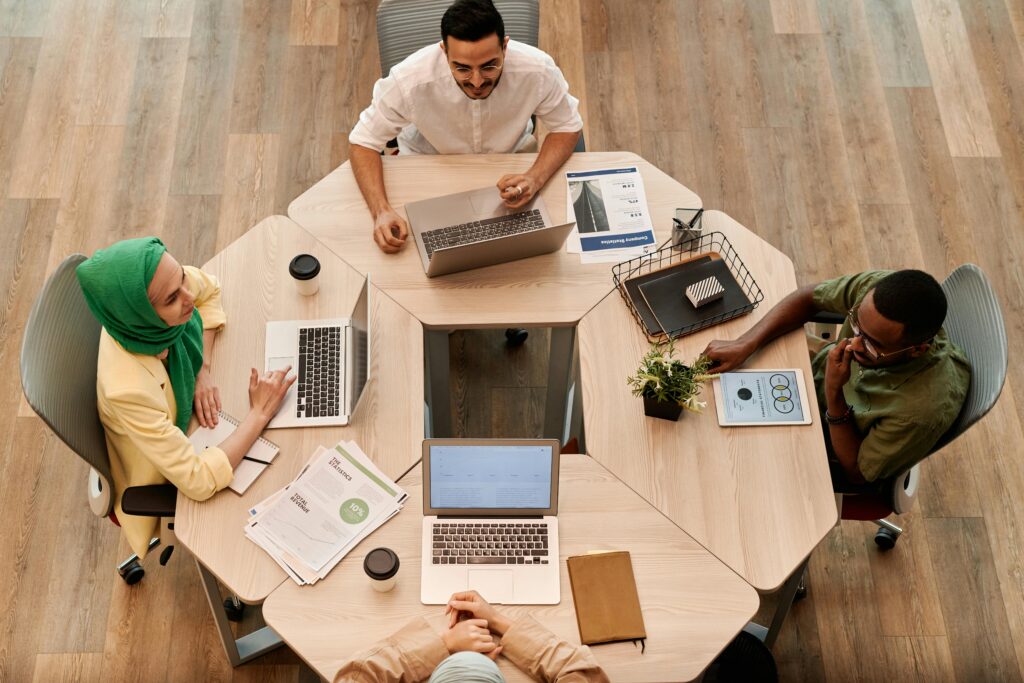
xmin=244 ymin=455 xmax=272 ymax=465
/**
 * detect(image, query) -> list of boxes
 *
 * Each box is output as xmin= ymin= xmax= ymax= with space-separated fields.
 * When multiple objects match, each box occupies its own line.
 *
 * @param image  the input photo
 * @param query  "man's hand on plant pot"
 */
xmin=701 ymin=338 xmax=754 ymax=373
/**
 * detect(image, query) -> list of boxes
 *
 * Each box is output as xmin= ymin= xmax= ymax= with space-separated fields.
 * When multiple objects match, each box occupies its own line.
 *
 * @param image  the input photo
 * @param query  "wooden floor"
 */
xmin=2 ymin=0 xmax=1023 ymax=681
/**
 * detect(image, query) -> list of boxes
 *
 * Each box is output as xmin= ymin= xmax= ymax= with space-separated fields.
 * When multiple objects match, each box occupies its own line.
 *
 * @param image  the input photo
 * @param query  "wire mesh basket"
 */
xmin=612 ymin=228 xmax=764 ymax=341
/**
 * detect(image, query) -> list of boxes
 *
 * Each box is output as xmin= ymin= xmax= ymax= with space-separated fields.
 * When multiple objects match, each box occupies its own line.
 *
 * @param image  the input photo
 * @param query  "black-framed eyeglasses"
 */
xmin=847 ymin=305 xmax=921 ymax=360
xmin=451 ymin=63 xmax=502 ymax=81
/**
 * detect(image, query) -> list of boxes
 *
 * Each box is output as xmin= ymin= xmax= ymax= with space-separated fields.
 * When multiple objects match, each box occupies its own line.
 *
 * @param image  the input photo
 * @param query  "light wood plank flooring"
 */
xmin=2 ymin=1 xmax=1024 ymax=681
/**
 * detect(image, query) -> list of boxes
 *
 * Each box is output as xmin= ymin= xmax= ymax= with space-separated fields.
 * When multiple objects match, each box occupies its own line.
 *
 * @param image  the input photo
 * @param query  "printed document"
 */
xmin=565 ymin=166 xmax=658 ymax=263
xmin=244 ymin=440 xmax=407 ymax=585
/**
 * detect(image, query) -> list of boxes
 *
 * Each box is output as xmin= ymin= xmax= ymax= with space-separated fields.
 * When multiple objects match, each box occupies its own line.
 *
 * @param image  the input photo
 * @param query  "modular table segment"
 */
xmin=263 ymin=453 xmax=758 ymax=683
xmin=579 ymin=210 xmax=838 ymax=592
xmin=176 ymin=216 xmax=425 ymax=604
xmin=287 ymin=152 xmax=701 ymax=328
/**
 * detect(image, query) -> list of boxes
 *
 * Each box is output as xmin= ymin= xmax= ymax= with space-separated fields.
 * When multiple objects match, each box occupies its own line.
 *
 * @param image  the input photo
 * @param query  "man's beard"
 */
xmin=457 ymin=71 xmax=503 ymax=99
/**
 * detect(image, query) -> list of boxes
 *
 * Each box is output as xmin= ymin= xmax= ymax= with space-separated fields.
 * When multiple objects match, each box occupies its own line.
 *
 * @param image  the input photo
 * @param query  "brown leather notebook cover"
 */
xmin=567 ymin=551 xmax=647 ymax=648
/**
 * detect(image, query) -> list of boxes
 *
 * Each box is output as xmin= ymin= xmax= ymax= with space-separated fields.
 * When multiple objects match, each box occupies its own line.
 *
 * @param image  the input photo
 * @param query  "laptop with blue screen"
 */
xmin=420 ymin=438 xmax=561 ymax=605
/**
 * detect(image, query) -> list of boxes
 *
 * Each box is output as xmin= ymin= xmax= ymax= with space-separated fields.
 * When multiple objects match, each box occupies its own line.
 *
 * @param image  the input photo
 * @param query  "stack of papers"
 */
xmin=244 ymin=441 xmax=407 ymax=585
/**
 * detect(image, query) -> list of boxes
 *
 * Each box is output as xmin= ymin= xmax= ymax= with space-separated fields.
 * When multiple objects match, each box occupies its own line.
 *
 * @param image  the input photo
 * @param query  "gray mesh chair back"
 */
xmin=376 ymin=0 xmax=540 ymax=78
xmin=19 ymin=254 xmax=111 ymax=486
xmin=931 ymin=264 xmax=1007 ymax=452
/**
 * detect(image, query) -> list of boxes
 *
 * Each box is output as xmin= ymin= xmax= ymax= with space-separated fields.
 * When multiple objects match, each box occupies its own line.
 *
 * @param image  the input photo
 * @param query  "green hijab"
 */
xmin=76 ymin=237 xmax=204 ymax=433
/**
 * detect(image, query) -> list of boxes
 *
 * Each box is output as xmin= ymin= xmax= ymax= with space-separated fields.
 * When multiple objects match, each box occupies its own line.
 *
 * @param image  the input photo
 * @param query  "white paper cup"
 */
xmin=364 ymin=547 xmax=399 ymax=592
xmin=289 ymin=254 xmax=320 ymax=296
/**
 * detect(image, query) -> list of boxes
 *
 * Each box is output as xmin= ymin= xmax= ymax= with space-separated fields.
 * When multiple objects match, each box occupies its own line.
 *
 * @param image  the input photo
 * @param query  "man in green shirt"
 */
xmin=704 ymin=270 xmax=970 ymax=492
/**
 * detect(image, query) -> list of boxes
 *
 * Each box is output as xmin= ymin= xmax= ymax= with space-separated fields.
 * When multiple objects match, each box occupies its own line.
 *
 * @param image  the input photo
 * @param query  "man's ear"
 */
xmin=440 ymin=40 xmax=447 ymax=54
xmin=503 ymin=35 xmax=510 ymax=51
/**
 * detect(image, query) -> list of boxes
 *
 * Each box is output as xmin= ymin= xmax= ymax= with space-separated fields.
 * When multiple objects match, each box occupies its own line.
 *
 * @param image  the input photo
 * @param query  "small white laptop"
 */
xmin=263 ymin=277 xmax=371 ymax=429
xmin=405 ymin=187 xmax=576 ymax=278
xmin=421 ymin=438 xmax=561 ymax=605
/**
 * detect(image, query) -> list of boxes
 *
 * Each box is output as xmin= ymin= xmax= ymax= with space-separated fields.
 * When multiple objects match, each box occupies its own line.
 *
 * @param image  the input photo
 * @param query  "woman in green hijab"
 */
xmin=77 ymin=237 xmax=294 ymax=559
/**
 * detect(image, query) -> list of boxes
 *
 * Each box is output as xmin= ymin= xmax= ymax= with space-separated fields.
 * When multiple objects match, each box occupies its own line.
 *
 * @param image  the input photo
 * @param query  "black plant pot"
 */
xmin=643 ymin=395 xmax=683 ymax=421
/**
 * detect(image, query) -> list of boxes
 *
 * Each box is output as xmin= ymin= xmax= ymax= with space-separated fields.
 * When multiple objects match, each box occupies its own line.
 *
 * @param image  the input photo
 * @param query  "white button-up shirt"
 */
xmin=349 ymin=40 xmax=583 ymax=155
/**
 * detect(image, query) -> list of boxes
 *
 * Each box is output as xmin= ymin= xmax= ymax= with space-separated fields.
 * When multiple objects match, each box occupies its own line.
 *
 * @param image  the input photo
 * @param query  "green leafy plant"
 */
xmin=626 ymin=340 xmax=714 ymax=413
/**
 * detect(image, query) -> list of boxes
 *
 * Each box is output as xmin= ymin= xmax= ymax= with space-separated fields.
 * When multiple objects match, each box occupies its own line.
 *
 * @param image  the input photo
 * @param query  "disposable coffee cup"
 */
xmin=289 ymin=254 xmax=321 ymax=296
xmin=364 ymin=547 xmax=400 ymax=592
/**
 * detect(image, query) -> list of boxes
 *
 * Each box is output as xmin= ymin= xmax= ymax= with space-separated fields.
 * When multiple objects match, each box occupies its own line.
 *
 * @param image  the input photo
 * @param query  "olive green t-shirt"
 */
xmin=811 ymin=271 xmax=971 ymax=482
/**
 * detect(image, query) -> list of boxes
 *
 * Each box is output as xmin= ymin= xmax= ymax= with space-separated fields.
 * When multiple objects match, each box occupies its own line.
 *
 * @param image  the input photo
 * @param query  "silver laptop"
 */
xmin=421 ymin=438 xmax=561 ymax=605
xmin=405 ymin=187 xmax=576 ymax=278
xmin=263 ymin=277 xmax=371 ymax=429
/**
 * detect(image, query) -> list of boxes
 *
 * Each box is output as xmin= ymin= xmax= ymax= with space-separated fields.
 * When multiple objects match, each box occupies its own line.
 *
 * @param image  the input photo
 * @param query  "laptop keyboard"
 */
xmin=432 ymin=521 xmax=550 ymax=565
xmin=297 ymin=326 xmax=342 ymax=418
xmin=421 ymin=209 xmax=546 ymax=259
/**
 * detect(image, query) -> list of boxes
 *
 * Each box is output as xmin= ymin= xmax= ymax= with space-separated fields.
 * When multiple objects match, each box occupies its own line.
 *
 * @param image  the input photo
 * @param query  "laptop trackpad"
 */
xmin=468 ymin=189 xmax=511 ymax=219
xmin=467 ymin=570 xmax=514 ymax=604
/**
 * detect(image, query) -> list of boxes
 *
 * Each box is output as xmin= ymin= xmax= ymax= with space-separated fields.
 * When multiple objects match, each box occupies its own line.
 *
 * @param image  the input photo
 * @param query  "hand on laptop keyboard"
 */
xmin=372 ymin=207 xmax=409 ymax=254
xmin=249 ymin=366 xmax=296 ymax=421
xmin=497 ymin=173 xmax=538 ymax=209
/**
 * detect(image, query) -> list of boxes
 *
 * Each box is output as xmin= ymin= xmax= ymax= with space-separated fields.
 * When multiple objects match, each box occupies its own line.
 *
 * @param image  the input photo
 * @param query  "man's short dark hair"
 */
xmin=872 ymin=269 xmax=947 ymax=344
xmin=441 ymin=0 xmax=505 ymax=46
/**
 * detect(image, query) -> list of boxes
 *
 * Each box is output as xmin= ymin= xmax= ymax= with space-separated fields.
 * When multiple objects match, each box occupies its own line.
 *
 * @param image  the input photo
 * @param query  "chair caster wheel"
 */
xmin=119 ymin=560 xmax=145 ymax=585
xmin=159 ymin=545 xmax=174 ymax=566
xmin=794 ymin=584 xmax=808 ymax=601
xmin=505 ymin=328 xmax=528 ymax=347
xmin=224 ymin=598 xmax=245 ymax=622
xmin=875 ymin=527 xmax=899 ymax=550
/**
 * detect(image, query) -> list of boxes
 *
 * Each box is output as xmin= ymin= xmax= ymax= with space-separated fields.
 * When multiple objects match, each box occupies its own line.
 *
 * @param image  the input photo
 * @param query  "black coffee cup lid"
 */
xmin=289 ymin=254 xmax=320 ymax=280
xmin=364 ymin=547 xmax=399 ymax=580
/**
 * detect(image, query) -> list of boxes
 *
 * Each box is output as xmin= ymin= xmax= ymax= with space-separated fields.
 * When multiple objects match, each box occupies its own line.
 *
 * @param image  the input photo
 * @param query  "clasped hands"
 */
xmin=440 ymin=590 xmax=513 ymax=660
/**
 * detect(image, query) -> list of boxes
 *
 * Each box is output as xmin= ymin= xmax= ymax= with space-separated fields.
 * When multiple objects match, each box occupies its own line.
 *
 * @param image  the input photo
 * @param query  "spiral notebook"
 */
xmin=188 ymin=412 xmax=280 ymax=494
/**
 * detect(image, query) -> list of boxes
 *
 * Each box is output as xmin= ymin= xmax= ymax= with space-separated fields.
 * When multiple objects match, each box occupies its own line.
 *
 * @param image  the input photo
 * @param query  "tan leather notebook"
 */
xmin=567 ymin=551 xmax=647 ymax=650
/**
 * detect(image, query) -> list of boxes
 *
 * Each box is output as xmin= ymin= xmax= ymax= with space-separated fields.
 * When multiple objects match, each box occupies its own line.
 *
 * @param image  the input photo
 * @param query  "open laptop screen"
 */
xmin=422 ymin=439 xmax=560 ymax=517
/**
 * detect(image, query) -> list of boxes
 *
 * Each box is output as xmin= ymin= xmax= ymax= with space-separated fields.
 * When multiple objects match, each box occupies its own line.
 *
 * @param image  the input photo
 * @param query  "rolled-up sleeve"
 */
xmin=812 ymin=270 xmax=892 ymax=314
xmin=184 ymin=266 xmax=226 ymax=331
xmin=501 ymin=616 xmax=609 ymax=682
xmin=107 ymin=388 xmax=234 ymax=500
xmin=349 ymin=75 xmax=413 ymax=152
xmin=534 ymin=65 xmax=583 ymax=134
xmin=334 ymin=617 xmax=449 ymax=682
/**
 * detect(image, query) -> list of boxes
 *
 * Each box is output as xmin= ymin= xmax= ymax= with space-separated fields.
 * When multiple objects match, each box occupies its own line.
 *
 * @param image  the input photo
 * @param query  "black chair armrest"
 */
xmin=809 ymin=311 xmax=845 ymax=325
xmin=121 ymin=484 xmax=178 ymax=517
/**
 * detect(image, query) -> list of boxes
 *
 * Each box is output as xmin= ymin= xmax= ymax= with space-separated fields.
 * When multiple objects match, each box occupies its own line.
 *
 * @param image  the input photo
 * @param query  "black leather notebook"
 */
xmin=638 ymin=258 xmax=750 ymax=337
xmin=622 ymin=255 xmax=713 ymax=335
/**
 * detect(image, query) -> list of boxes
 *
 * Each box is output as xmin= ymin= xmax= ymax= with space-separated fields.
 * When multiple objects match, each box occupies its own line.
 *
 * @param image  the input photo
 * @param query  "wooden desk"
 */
xmin=175 ymin=216 xmax=425 ymax=605
xmin=578 ymin=210 xmax=838 ymax=593
xmin=287 ymin=152 xmax=701 ymax=328
xmin=288 ymin=152 xmax=702 ymax=439
xmin=263 ymin=454 xmax=758 ymax=683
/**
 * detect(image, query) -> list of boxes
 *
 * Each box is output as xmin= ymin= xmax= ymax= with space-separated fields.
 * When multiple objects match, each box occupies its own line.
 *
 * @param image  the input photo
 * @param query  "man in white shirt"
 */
xmin=349 ymin=0 xmax=584 ymax=255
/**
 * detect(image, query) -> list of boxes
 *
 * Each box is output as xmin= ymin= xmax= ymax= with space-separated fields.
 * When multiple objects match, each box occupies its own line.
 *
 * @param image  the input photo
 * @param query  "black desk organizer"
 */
xmin=612 ymin=227 xmax=764 ymax=341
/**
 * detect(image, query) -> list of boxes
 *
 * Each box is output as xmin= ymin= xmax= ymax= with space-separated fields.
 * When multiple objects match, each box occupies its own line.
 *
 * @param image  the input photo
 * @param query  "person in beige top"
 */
xmin=76 ymin=237 xmax=295 ymax=558
xmin=336 ymin=591 xmax=608 ymax=682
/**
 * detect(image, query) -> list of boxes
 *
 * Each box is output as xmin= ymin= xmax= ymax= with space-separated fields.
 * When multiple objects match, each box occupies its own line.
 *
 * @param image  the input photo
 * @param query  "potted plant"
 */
xmin=626 ymin=341 xmax=713 ymax=421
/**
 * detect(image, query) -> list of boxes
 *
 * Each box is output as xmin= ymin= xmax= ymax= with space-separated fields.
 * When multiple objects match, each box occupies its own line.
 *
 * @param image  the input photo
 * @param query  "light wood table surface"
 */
xmin=287 ymin=152 xmax=701 ymax=328
xmin=263 ymin=453 xmax=758 ymax=683
xmin=578 ymin=210 xmax=838 ymax=592
xmin=175 ymin=216 xmax=425 ymax=604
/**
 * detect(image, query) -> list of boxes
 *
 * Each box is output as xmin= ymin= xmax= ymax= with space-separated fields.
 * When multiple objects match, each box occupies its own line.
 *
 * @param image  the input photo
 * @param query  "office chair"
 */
xmin=813 ymin=264 xmax=1007 ymax=550
xmin=19 ymin=254 xmax=180 ymax=584
xmin=377 ymin=0 xmax=539 ymax=79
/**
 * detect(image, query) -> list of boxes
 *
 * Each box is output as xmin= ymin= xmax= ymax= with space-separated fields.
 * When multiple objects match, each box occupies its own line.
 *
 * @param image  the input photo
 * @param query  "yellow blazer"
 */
xmin=96 ymin=266 xmax=232 ymax=558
